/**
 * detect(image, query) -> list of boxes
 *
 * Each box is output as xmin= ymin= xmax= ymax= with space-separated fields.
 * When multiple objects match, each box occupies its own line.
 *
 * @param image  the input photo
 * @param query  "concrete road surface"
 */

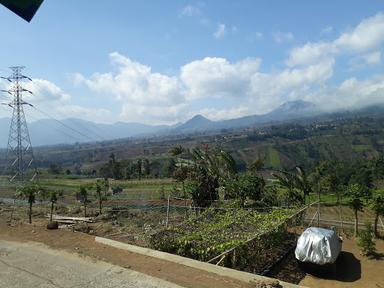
xmin=0 ymin=240 xmax=183 ymax=288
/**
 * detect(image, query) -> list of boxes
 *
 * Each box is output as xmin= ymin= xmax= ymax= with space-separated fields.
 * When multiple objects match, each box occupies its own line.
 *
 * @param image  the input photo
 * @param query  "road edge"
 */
xmin=95 ymin=236 xmax=306 ymax=288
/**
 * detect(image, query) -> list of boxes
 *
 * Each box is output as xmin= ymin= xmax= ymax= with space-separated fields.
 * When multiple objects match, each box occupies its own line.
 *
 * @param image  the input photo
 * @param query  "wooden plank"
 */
xmin=47 ymin=214 xmax=94 ymax=223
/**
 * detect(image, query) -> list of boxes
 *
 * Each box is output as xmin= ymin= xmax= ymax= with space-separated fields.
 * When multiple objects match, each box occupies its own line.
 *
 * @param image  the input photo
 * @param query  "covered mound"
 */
xmin=295 ymin=227 xmax=342 ymax=265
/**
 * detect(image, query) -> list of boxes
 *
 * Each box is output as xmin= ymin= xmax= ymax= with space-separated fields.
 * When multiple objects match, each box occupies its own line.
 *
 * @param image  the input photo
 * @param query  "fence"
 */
xmin=304 ymin=202 xmax=384 ymax=233
xmin=204 ymin=203 xmax=311 ymax=274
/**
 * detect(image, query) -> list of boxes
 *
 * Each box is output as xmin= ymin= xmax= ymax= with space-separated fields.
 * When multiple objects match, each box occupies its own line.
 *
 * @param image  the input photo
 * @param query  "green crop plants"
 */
xmin=150 ymin=208 xmax=298 ymax=273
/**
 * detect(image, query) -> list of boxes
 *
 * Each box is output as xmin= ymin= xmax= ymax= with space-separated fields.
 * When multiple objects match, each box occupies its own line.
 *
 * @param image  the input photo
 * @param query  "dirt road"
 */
xmin=0 ymin=239 xmax=183 ymax=288
xmin=0 ymin=221 xmax=253 ymax=288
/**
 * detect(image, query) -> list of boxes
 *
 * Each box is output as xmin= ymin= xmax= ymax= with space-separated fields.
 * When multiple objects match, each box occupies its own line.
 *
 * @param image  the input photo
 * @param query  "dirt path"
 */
xmin=0 ymin=220 xmax=253 ymax=288
xmin=0 ymin=239 xmax=183 ymax=288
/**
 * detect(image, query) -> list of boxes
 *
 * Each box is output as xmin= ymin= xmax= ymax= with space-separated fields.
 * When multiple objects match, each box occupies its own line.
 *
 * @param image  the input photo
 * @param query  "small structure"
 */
xmin=295 ymin=227 xmax=342 ymax=265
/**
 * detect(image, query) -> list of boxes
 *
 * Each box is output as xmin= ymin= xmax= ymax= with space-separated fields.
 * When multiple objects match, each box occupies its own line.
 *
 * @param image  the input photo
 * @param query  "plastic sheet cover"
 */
xmin=295 ymin=227 xmax=342 ymax=265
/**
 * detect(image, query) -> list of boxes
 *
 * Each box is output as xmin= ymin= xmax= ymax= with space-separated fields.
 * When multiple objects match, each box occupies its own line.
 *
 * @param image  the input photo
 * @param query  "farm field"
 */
xmin=0 ymin=177 xmax=176 ymax=201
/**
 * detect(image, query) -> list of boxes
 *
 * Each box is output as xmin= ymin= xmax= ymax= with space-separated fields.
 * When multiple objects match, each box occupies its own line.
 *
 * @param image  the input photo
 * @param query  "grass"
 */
xmin=0 ymin=176 xmax=177 ymax=203
xmin=352 ymin=144 xmax=372 ymax=152
xmin=267 ymin=147 xmax=282 ymax=169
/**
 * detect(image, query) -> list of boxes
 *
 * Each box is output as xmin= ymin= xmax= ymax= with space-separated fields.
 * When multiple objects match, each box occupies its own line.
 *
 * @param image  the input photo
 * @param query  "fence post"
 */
xmin=317 ymin=183 xmax=321 ymax=227
xmin=9 ymin=198 xmax=15 ymax=224
xmin=165 ymin=194 xmax=170 ymax=228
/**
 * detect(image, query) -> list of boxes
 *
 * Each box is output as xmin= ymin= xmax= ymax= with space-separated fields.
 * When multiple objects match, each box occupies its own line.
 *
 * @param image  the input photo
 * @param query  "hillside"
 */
xmin=0 ymin=100 xmax=319 ymax=147
xmin=1 ymin=109 xmax=378 ymax=175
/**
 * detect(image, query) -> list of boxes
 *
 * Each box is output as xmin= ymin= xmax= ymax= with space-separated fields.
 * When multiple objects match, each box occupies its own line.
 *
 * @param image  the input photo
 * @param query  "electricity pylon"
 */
xmin=1 ymin=66 xmax=36 ymax=183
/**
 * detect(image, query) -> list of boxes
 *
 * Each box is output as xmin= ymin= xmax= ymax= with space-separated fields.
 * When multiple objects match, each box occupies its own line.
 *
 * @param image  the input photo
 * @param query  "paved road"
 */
xmin=0 ymin=240 xmax=183 ymax=288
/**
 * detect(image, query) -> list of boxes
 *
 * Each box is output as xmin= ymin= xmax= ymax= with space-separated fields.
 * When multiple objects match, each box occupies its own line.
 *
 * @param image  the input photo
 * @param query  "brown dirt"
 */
xmin=0 ymin=219 xmax=254 ymax=288
xmin=299 ymin=236 xmax=384 ymax=288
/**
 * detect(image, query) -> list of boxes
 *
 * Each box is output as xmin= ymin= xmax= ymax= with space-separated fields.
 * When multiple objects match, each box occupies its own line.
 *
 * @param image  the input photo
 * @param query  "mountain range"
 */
xmin=0 ymin=100 xmax=378 ymax=147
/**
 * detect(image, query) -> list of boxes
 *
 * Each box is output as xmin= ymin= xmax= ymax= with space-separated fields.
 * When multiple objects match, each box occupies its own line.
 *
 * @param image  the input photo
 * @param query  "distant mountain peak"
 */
xmin=189 ymin=114 xmax=211 ymax=122
xmin=276 ymin=100 xmax=315 ymax=112
xmin=175 ymin=114 xmax=213 ymax=132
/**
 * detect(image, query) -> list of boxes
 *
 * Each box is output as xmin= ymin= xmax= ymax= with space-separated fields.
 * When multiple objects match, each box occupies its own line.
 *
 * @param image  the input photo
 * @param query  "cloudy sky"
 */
xmin=1 ymin=1 xmax=384 ymax=125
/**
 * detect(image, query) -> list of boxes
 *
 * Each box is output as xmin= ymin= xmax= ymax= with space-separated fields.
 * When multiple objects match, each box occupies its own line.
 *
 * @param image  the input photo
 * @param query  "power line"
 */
xmin=24 ymin=109 xmax=82 ymax=143
xmin=32 ymin=106 xmax=96 ymax=142
xmin=23 ymin=80 xmax=107 ymax=142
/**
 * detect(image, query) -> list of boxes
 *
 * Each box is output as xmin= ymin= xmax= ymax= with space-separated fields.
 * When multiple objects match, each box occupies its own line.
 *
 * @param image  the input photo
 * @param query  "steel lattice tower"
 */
xmin=1 ymin=66 xmax=36 ymax=183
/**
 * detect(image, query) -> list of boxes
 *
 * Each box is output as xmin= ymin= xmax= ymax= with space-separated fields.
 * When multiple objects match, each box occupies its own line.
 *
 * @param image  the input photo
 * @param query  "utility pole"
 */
xmin=1 ymin=66 xmax=36 ymax=183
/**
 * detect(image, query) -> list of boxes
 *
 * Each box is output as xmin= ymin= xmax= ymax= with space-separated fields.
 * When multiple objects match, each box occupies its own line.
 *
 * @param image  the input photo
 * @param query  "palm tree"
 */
xmin=169 ymin=145 xmax=184 ymax=158
xmin=188 ymin=146 xmax=237 ymax=207
xmin=95 ymin=179 xmax=108 ymax=215
xmin=48 ymin=190 xmax=63 ymax=221
xmin=190 ymin=146 xmax=237 ymax=180
xmin=348 ymin=184 xmax=364 ymax=236
xmin=17 ymin=184 xmax=43 ymax=224
xmin=273 ymin=171 xmax=301 ymax=206
xmin=370 ymin=192 xmax=384 ymax=238
xmin=76 ymin=185 xmax=89 ymax=217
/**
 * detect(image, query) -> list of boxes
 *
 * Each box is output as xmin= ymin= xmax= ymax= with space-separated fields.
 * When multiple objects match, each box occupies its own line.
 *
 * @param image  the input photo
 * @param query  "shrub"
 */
xmin=357 ymin=222 xmax=376 ymax=256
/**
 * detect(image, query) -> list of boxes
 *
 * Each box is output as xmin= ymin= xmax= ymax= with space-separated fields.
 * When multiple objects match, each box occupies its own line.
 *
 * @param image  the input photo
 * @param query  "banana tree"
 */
xmin=294 ymin=166 xmax=312 ymax=205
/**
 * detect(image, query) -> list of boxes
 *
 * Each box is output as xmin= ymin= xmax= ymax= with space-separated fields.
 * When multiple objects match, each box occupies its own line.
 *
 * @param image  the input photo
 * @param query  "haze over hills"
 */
xmin=0 ymin=100 xmax=381 ymax=147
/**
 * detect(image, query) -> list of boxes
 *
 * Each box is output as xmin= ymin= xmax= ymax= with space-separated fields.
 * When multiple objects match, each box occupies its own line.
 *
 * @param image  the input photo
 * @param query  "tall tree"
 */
xmin=95 ymin=179 xmax=108 ymax=215
xmin=17 ymin=184 xmax=44 ymax=224
xmin=76 ymin=185 xmax=89 ymax=217
xmin=370 ymin=192 xmax=384 ymax=238
xmin=273 ymin=171 xmax=302 ymax=206
xmin=348 ymin=184 xmax=364 ymax=236
xmin=169 ymin=145 xmax=188 ymax=208
xmin=136 ymin=159 xmax=142 ymax=180
xmin=187 ymin=146 xmax=237 ymax=207
xmin=294 ymin=166 xmax=312 ymax=205
xmin=47 ymin=190 xmax=63 ymax=221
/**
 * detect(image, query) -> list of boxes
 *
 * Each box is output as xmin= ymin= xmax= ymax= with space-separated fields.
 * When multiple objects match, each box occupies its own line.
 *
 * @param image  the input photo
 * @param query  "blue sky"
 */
xmin=1 ymin=0 xmax=384 ymax=124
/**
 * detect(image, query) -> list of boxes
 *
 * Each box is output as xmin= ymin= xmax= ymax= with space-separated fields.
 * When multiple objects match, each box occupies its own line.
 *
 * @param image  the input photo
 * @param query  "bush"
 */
xmin=357 ymin=222 xmax=376 ymax=256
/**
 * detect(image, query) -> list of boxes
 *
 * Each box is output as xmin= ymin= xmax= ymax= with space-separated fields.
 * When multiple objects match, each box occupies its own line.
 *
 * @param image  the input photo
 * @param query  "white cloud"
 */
xmin=362 ymin=50 xmax=381 ymax=65
xmin=198 ymin=107 xmax=249 ymax=121
xmin=255 ymin=32 xmax=263 ymax=39
xmin=321 ymin=26 xmax=333 ymax=35
xmin=76 ymin=52 xmax=185 ymax=107
xmin=180 ymin=4 xmax=201 ymax=17
xmin=120 ymin=103 xmax=187 ymax=124
xmin=287 ymin=12 xmax=384 ymax=67
xmin=312 ymin=75 xmax=384 ymax=111
xmin=181 ymin=57 xmax=261 ymax=100
xmin=57 ymin=105 xmax=113 ymax=122
xmin=24 ymin=79 xmax=71 ymax=104
xmin=74 ymin=53 xmax=336 ymax=123
xmin=213 ymin=23 xmax=227 ymax=39
xmin=70 ymin=32 xmax=384 ymax=125
xmin=286 ymin=42 xmax=335 ymax=67
xmin=274 ymin=31 xmax=294 ymax=43
xmin=248 ymin=58 xmax=335 ymax=112
xmin=1 ymin=78 xmax=70 ymax=104
xmin=334 ymin=13 xmax=384 ymax=52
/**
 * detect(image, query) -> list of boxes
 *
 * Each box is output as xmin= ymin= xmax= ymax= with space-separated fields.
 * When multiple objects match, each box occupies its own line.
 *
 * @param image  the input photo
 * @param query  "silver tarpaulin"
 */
xmin=295 ymin=227 xmax=342 ymax=265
